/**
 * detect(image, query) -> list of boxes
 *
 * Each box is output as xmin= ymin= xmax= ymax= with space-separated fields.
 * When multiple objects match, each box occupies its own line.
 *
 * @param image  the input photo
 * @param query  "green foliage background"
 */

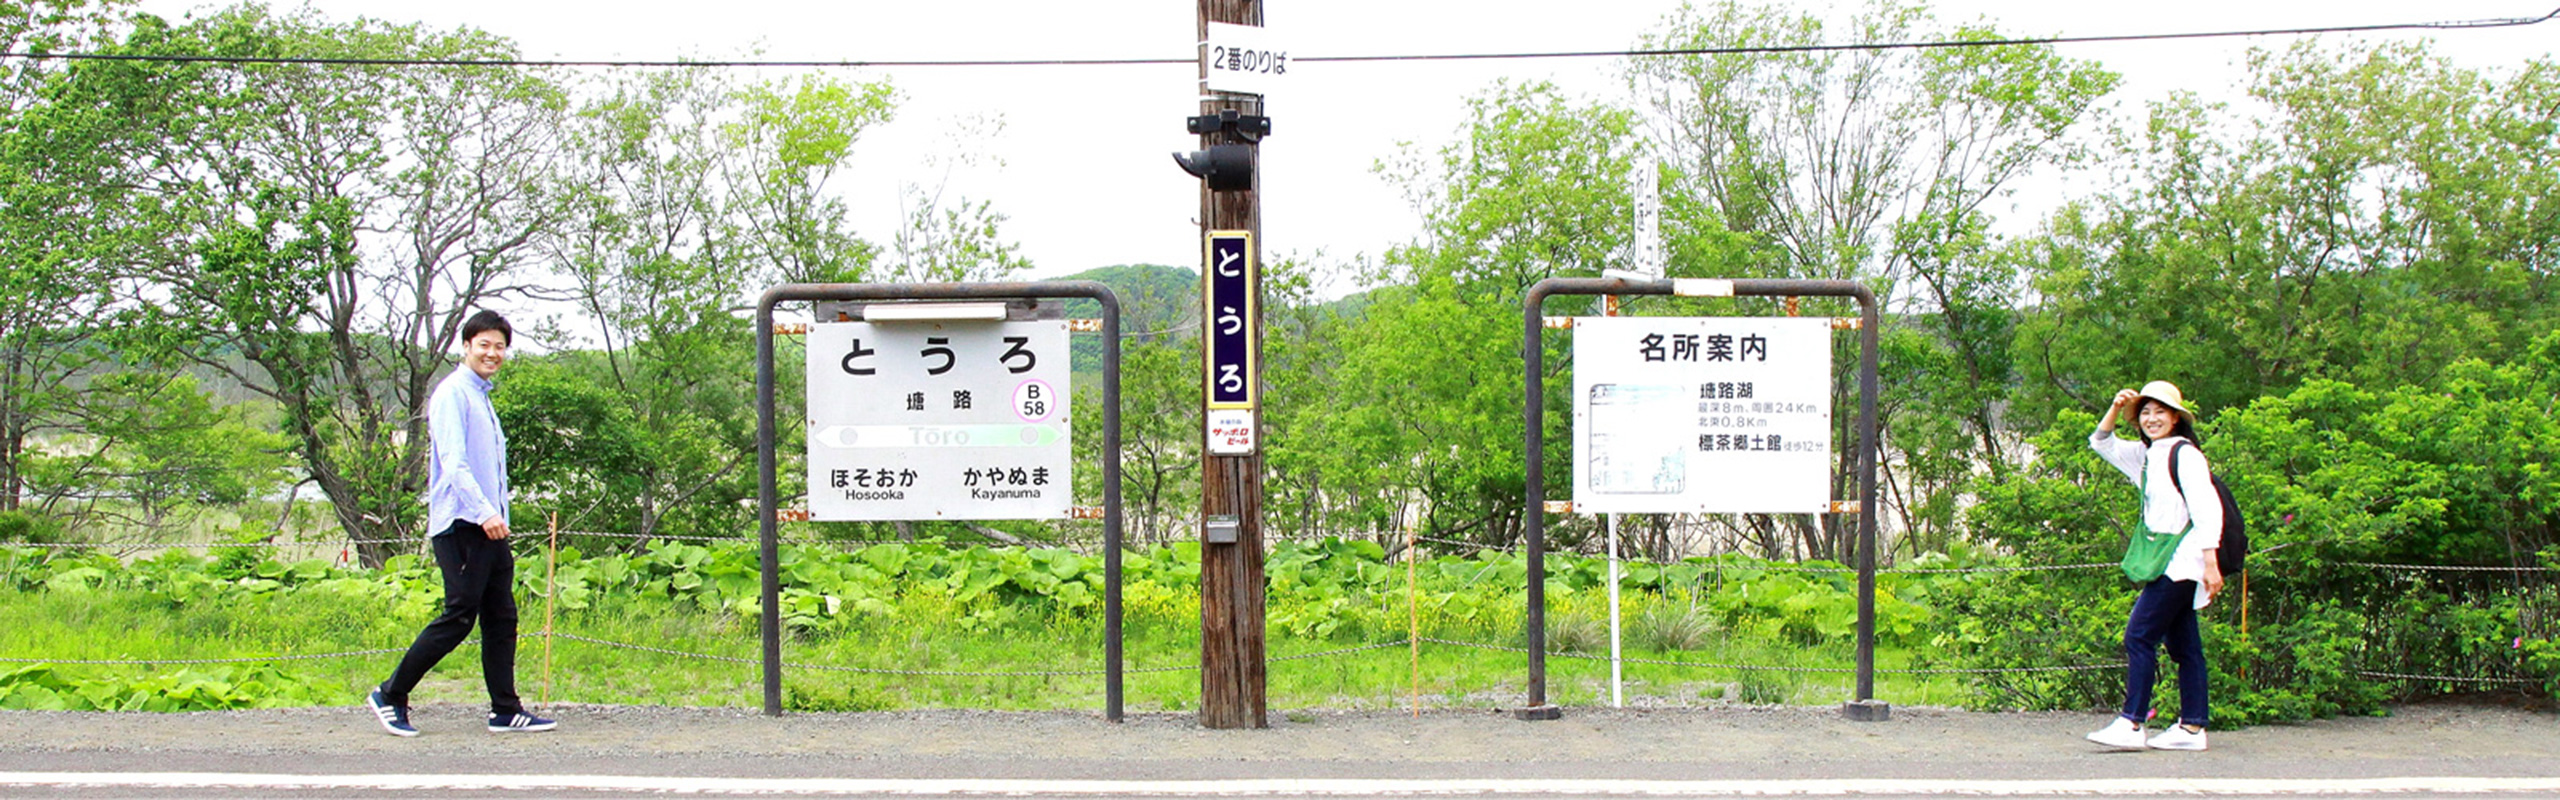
xmin=0 ymin=0 xmax=2552 ymax=719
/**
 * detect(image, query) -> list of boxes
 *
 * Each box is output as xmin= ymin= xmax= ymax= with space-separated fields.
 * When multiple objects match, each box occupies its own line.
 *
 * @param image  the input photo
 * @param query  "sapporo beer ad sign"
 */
xmin=805 ymin=320 xmax=1071 ymax=521
xmin=1571 ymin=316 xmax=1833 ymax=514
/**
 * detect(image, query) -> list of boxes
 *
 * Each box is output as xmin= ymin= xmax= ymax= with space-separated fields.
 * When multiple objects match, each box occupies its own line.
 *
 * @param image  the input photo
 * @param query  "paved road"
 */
xmin=1 ymin=702 xmax=2553 ymax=797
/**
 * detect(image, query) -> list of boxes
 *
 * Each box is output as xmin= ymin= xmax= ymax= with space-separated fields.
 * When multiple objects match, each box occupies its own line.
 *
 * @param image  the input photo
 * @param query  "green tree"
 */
xmin=726 ymin=75 xmax=896 ymax=284
xmin=1344 ymin=80 xmax=1637 ymax=549
xmin=2012 ymin=42 xmax=2560 ymax=428
xmin=539 ymin=69 xmax=898 ymax=543
xmin=1632 ymin=0 xmax=2116 ymax=560
xmin=0 ymin=0 xmax=138 ymax=511
xmin=886 ymin=187 xmax=1032 ymax=284
xmin=17 ymin=372 xmax=289 ymax=537
xmin=100 ymin=6 xmax=572 ymax=564
xmin=1059 ymin=264 xmax=1198 ymax=547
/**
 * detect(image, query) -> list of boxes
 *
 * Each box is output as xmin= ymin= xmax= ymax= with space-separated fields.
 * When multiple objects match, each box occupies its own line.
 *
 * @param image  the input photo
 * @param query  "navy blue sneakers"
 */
xmin=487 ymin=711 xmax=557 ymax=732
xmin=365 ymin=689 xmax=417 ymax=737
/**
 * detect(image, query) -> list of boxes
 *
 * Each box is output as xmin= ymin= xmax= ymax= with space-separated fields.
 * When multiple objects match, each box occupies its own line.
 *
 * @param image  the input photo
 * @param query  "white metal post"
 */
xmin=1608 ymin=513 xmax=1623 ymax=708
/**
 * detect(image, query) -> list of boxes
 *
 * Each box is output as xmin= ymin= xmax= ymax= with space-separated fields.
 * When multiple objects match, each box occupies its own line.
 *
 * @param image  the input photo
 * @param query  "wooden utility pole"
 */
xmin=1196 ymin=0 xmax=1267 ymax=730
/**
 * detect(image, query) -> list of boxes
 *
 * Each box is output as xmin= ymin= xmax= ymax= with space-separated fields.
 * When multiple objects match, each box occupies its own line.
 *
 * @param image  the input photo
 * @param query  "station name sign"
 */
xmin=1204 ymin=230 xmax=1256 ymax=455
xmin=805 ymin=319 xmax=1072 ymax=521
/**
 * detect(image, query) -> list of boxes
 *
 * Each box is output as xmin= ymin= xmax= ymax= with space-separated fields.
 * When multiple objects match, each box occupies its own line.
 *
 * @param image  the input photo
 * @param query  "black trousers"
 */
xmin=381 ymin=521 xmax=521 ymax=716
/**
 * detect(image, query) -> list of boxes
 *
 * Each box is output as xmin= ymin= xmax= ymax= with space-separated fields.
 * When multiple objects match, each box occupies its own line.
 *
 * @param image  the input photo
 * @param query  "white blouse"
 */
xmin=2089 ymin=427 xmax=2225 ymax=606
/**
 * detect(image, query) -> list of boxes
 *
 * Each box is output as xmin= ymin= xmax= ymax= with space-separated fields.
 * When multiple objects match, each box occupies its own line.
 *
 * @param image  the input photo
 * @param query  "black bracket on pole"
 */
xmin=1518 ymin=277 xmax=1886 ymax=722
xmin=1175 ymin=110 xmax=1272 ymax=191
xmin=755 ymin=281 xmax=1127 ymax=722
xmin=1186 ymin=109 xmax=1272 ymax=142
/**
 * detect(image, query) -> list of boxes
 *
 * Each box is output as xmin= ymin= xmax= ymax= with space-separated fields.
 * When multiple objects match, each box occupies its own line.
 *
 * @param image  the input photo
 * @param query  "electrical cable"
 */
xmin=0 ymin=7 xmax=2547 ymax=69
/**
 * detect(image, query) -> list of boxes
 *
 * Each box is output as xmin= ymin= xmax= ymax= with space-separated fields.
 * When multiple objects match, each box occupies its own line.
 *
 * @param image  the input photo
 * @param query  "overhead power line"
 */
xmin=0 ymin=7 xmax=2550 ymax=69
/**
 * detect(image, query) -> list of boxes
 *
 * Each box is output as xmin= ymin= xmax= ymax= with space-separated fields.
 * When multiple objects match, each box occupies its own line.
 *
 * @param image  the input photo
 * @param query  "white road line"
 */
xmin=5 ymin=774 xmax=2560 ymax=795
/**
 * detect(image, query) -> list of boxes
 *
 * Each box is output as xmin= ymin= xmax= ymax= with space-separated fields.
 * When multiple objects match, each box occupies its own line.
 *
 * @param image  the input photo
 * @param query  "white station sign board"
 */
xmin=805 ymin=320 xmax=1071 ymax=521
xmin=1202 ymin=22 xmax=1287 ymax=96
xmin=1571 ymin=316 xmax=1833 ymax=514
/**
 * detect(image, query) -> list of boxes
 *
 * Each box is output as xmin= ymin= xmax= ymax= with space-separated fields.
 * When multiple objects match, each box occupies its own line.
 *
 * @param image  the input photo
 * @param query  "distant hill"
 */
xmin=1053 ymin=264 xmax=1198 ymax=345
xmin=1053 ymin=265 xmax=1197 ymax=386
xmin=1048 ymin=264 xmax=1400 ymax=385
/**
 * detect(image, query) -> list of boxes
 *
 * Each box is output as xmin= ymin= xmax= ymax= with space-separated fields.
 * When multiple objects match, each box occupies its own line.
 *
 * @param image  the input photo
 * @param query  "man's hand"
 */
xmin=2200 ymin=552 xmax=2224 ymax=598
xmin=482 ymin=514 xmax=512 ymax=541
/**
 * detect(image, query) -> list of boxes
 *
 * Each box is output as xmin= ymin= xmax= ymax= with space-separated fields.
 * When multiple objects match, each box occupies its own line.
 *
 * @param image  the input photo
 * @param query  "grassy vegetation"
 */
xmin=0 ymin=537 xmax=1986 ymax=713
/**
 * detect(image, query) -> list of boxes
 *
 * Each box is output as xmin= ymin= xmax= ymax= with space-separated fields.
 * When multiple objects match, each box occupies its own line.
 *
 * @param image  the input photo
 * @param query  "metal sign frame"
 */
xmin=1518 ymin=277 xmax=1885 ymax=722
xmin=756 ymin=281 xmax=1126 ymax=721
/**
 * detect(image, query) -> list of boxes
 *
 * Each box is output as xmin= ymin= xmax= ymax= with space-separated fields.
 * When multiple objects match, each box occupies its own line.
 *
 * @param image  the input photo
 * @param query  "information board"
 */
xmin=804 ymin=320 xmax=1071 ymax=521
xmin=1570 ymin=316 xmax=1833 ymax=514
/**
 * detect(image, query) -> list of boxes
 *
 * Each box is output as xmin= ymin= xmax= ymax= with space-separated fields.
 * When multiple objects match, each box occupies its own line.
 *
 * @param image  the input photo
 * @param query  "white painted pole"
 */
xmin=1608 ymin=513 xmax=1623 ymax=708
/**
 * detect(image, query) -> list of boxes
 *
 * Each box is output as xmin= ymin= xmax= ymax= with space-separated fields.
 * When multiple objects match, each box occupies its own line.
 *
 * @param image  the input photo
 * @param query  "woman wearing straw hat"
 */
xmin=2083 ymin=380 xmax=2224 ymax=751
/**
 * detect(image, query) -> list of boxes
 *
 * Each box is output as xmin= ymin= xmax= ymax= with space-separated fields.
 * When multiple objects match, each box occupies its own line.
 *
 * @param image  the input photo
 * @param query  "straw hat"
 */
xmin=2137 ymin=380 xmax=2195 ymax=421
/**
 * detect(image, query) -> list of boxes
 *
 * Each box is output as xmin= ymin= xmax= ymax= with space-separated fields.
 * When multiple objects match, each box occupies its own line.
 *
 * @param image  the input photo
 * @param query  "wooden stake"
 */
xmin=2239 ymin=570 xmax=2251 ymax=686
xmin=1409 ymin=516 xmax=1420 ymax=718
xmin=545 ymin=511 xmax=557 ymax=705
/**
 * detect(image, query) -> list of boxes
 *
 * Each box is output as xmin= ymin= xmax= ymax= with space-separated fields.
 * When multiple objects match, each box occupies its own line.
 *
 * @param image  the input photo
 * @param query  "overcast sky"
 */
xmin=129 ymin=0 xmax=2559 ymax=295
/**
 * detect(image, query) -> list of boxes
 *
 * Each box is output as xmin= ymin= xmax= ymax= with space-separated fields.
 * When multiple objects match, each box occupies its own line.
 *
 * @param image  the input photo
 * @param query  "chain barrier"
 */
xmin=1415 ymin=535 xmax=1520 ymax=553
xmin=16 ymin=531 xmax=2545 ymax=576
xmin=0 ymin=641 xmax=471 ymax=666
xmin=1402 ymin=535 xmax=2118 ymax=575
xmin=2334 ymin=562 xmax=2558 ymax=573
xmin=4 ymin=532 xmax=2546 ymax=694
xmin=554 ymin=530 xmax=915 ymax=547
xmin=1415 ymin=636 xmax=2123 ymax=675
xmin=7 ymin=631 xmax=2519 ymax=688
xmin=1623 ymin=558 xmax=2122 ymax=575
xmin=548 ymin=631 xmax=1405 ymax=678
xmin=1271 ymin=639 xmax=1412 ymax=664
xmin=8 ymin=538 xmax=414 ymax=551
xmin=2350 ymin=669 xmax=2549 ymax=686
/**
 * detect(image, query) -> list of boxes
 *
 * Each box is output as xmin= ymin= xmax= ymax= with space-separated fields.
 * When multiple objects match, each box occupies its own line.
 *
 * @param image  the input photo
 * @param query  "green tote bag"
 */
xmin=2119 ymin=466 xmax=2189 ymax=583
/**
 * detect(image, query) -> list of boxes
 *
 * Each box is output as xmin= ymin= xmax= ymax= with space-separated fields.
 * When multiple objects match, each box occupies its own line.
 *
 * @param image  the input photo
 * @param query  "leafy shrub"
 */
xmin=1960 ymin=341 xmax=2560 ymax=721
xmin=0 ymin=510 xmax=64 ymax=545
xmin=0 ymin=663 xmax=332 ymax=711
xmin=1931 ymin=571 xmax=2122 ymax=712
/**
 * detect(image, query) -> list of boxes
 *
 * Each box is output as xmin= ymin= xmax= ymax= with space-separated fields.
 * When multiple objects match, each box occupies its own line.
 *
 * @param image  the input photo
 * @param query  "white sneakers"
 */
xmin=2085 ymin=716 xmax=2209 ymax=751
xmin=2084 ymin=716 xmax=2149 ymax=749
xmin=2148 ymin=724 xmax=2209 ymax=751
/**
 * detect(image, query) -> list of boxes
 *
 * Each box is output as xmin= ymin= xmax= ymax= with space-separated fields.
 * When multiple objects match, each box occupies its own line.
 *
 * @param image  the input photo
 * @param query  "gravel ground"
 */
xmin=1 ymin=701 xmax=2554 ymax=782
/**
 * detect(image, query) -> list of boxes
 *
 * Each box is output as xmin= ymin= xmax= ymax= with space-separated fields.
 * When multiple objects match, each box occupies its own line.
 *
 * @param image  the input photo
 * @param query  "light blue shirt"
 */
xmin=426 ymin=367 xmax=508 ymax=536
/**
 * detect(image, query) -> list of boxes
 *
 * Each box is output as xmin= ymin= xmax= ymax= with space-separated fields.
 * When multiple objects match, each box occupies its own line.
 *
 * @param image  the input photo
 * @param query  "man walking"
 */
xmin=365 ymin=309 xmax=555 ymax=736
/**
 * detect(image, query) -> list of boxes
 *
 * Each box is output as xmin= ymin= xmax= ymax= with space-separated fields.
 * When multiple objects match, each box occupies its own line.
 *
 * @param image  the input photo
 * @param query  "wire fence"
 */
xmin=9 ymin=538 xmax=414 ymax=551
xmin=16 ymin=529 xmax=2544 ymax=570
xmin=9 ymin=631 xmax=2535 ymax=685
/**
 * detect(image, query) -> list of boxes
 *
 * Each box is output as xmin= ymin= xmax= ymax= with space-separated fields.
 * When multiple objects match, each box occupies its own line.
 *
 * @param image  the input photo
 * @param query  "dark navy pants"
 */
xmin=2120 ymin=576 xmax=2208 ymax=728
xmin=381 ymin=521 xmax=522 ymax=717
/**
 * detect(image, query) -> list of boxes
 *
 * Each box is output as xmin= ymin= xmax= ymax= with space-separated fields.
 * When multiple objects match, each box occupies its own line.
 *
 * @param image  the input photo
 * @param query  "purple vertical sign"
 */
xmin=1203 ymin=230 xmax=1256 ymax=410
